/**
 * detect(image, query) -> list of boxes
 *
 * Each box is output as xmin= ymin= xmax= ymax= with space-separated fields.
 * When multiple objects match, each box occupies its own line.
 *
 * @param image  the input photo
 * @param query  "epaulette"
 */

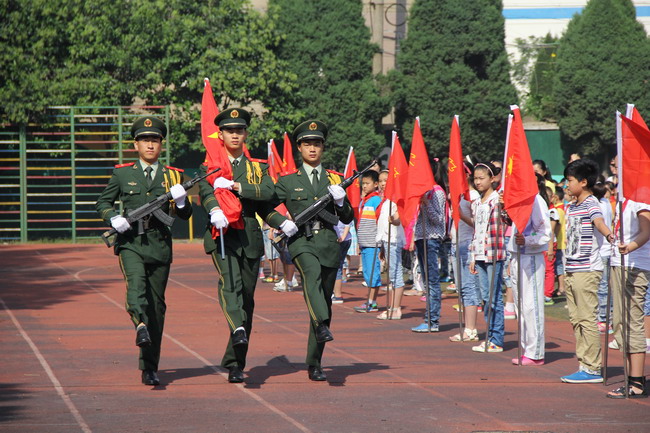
xmin=326 ymin=169 xmax=344 ymax=176
xmin=249 ymin=158 xmax=267 ymax=164
xmin=114 ymin=162 xmax=135 ymax=169
xmin=165 ymin=165 xmax=184 ymax=172
xmin=279 ymin=169 xmax=299 ymax=177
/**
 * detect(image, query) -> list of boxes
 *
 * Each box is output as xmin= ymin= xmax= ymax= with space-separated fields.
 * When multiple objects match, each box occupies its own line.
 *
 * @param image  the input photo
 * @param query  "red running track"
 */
xmin=0 ymin=243 xmax=648 ymax=433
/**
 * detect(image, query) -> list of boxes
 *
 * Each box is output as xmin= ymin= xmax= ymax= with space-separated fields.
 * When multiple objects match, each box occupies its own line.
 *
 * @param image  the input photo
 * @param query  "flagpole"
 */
xmin=618 ymin=200 xmax=630 ymax=399
xmin=516 ymin=243 xmax=522 ymax=365
xmin=386 ymin=201 xmax=394 ymax=318
xmin=603 ymin=234 xmax=614 ymax=384
xmin=454 ymin=227 xmax=464 ymax=340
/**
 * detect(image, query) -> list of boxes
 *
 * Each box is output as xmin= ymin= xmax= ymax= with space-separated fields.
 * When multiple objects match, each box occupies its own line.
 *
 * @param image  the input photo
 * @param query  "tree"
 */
xmin=0 ymin=0 xmax=298 ymax=159
xmin=389 ymin=0 xmax=518 ymax=160
xmin=511 ymin=34 xmax=559 ymax=121
xmin=268 ymin=0 xmax=390 ymax=170
xmin=553 ymin=0 xmax=650 ymax=158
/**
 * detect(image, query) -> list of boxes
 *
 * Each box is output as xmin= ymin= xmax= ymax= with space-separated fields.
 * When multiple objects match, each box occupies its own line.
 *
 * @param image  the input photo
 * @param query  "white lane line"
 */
xmin=36 ymin=254 xmax=313 ymax=433
xmin=0 ymin=297 xmax=92 ymax=433
xmin=168 ymin=276 xmax=513 ymax=429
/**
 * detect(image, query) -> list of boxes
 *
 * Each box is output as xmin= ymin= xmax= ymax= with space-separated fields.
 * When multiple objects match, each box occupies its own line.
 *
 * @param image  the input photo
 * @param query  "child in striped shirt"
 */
xmin=561 ymin=159 xmax=614 ymax=384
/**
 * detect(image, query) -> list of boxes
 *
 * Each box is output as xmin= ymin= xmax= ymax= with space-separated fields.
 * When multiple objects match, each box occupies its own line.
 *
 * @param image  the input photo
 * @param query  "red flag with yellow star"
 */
xmin=401 ymin=118 xmax=435 ymax=233
xmin=344 ymin=147 xmax=361 ymax=222
xmin=502 ymin=105 xmax=537 ymax=232
xmin=282 ymin=132 xmax=297 ymax=174
xmin=201 ymin=78 xmax=243 ymax=234
xmin=447 ymin=115 xmax=469 ymax=230
xmin=617 ymin=104 xmax=650 ymax=205
xmin=385 ymin=131 xmax=408 ymax=213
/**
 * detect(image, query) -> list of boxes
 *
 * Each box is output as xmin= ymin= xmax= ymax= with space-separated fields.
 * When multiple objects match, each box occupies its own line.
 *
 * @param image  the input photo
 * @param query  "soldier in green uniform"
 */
xmin=96 ymin=116 xmax=192 ymax=386
xmin=197 ymin=108 xmax=274 ymax=383
xmin=266 ymin=120 xmax=353 ymax=381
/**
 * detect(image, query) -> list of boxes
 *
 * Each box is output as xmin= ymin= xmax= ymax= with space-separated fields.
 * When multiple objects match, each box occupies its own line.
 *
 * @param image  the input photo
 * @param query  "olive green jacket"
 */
xmin=267 ymin=168 xmax=354 ymax=268
xmin=95 ymin=161 xmax=192 ymax=262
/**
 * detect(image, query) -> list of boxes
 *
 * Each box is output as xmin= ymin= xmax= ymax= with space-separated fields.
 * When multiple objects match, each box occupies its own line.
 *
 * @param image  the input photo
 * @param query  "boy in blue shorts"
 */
xmin=354 ymin=170 xmax=383 ymax=313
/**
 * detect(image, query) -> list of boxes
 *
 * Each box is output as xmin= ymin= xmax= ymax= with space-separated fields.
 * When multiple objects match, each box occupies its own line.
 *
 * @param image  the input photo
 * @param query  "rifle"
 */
xmin=101 ymin=167 xmax=221 ymax=247
xmin=271 ymin=160 xmax=377 ymax=250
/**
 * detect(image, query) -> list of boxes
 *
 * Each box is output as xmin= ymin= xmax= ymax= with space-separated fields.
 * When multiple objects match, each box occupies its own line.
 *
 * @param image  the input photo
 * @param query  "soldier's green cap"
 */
xmin=131 ymin=116 xmax=167 ymax=139
xmin=292 ymin=120 xmax=328 ymax=143
xmin=215 ymin=108 xmax=251 ymax=129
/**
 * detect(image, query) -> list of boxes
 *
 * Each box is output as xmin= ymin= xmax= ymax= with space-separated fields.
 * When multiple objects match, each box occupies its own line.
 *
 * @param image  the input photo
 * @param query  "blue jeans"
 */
xmin=597 ymin=256 xmax=611 ymax=323
xmin=336 ymin=239 xmax=352 ymax=281
xmin=382 ymin=240 xmax=405 ymax=288
xmin=415 ymin=238 xmax=442 ymax=326
xmin=476 ymin=260 xmax=505 ymax=347
xmin=451 ymin=241 xmax=480 ymax=306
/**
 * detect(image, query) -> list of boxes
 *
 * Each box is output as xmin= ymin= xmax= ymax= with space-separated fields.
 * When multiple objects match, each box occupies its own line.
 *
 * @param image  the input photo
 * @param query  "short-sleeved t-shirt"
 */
xmin=565 ymin=195 xmax=604 ymax=272
xmin=610 ymin=200 xmax=650 ymax=271
xmin=549 ymin=205 xmax=566 ymax=250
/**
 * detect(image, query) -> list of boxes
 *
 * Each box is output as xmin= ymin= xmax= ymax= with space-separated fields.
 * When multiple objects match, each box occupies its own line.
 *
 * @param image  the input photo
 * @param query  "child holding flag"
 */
xmin=504 ymin=173 xmax=551 ymax=365
xmin=468 ymin=162 xmax=506 ymax=352
xmin=607 ymin=198 xmax=650 ymax=398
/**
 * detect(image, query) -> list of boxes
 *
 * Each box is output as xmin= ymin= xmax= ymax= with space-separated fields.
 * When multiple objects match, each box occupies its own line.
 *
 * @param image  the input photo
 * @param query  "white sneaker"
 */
xmin=273 ymin=279 xmax=292 ymax=292
xmin=608 ymin=339 xmax=619 ymax=350
xmin=290 ymin=276 xmax=299 ymax=287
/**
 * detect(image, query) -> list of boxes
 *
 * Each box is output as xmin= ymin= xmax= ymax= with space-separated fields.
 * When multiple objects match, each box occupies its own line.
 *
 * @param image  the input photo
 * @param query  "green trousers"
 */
xmin=293 ymin=253 xmax=337 ymax=368
xmin=118 ymin=249 xmax=170 ymax=372
xmin=211 ymin=250 xmax=260 ymax=370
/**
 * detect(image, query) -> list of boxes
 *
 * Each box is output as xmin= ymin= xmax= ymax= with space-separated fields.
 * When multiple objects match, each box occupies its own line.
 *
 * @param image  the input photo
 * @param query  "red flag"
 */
xmin=385 ymin=131 xmax=408 ymax=212
xmin=242 ymin=143 xmax=252 ymax=160
xmin=447 ymin=115 xmax=470 ymax=230
xmin=267 ymin=139 xmax=284 ymax=182
xmin=201 ymin=78 xmax=243 ymax=234
xmin=502 ymin=105 xmax=538 ymax=232
xmin=344 ymin=147 xmax=361 ymax=222
xmin=401 ymin=118 xmax=434 ymax=236
xmin=618 ymin=104 xmax=650 ymax=204
xmin=282 ymin=132 xmax=296 ymax=174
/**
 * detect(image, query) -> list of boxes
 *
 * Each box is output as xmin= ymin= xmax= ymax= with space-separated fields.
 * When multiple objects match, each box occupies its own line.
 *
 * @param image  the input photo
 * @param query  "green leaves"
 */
xmin=390 ymin=0 xmax=517 ymax=161
xmin=553 ymin=0 xmax=650 ymax=158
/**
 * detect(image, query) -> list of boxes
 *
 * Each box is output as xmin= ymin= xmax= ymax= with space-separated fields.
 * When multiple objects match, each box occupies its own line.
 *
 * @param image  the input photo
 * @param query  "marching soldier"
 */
xmin=96 ymin=116 xmax=191 ymax=386
xmin=197 ymin=108 xmax=274 ymax=383
xmin=266 ymin=120 xmax=353 ymax=381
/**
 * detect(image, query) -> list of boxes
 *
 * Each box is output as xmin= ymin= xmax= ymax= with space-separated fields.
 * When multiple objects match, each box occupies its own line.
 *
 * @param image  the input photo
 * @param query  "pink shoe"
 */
xmin=504 ymin=310 xmax=516 ymax=320
xmin=419 ymin=295 xmax=426 ymax=302
xmin=511 ymin=356 xmax=544 ymax=366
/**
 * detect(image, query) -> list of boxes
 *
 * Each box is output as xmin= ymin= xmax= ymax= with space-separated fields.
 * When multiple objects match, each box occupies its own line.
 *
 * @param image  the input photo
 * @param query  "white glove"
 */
xmin=280 ymin=220 xmax=299 ymax=237
xmin=210 ymin=209 xmax=229 ymax=229
xmin=328 ymin=185 xmax=346 ymax=206
xmin=213 ymin=177 xmax=235 ymax=190
xmin=170 ymin=184 xmax=187 ymax=208
xmin=110 ymin=215 xmax=131 ymax=234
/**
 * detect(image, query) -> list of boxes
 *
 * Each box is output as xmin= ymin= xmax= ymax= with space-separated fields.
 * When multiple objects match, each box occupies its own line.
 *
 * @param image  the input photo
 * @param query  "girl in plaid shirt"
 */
xmin=467 ymin=162 xmax=507 ymax=352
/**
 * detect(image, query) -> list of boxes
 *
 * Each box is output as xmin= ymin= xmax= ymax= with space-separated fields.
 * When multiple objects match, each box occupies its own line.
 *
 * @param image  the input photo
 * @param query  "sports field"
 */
xmin=1 ymin=243 xmax=648 ymax=433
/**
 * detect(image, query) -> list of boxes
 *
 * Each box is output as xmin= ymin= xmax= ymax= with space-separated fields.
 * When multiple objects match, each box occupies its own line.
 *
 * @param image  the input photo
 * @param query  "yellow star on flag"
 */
xmin=507 ymin=156 xmax=514 ymax=176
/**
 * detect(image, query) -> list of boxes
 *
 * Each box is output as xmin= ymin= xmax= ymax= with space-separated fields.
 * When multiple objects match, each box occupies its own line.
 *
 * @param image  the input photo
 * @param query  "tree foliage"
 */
xmin=0 ymin=0 xmax=297 ymax=158
xmin=389 ymin=0 xmax=518 ymax=161
xmin=511 ymin=34 xmax=559 ymax=121
xmin=553 ymin=0 xmax=650 ymax=158
xmin=268 ymin=0 xmax=390 ymax=170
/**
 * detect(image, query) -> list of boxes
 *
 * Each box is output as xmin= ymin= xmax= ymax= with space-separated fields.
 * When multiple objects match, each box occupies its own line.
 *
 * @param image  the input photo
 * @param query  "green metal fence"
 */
xmin=0 ymin=106 xmax=176 ymax=242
